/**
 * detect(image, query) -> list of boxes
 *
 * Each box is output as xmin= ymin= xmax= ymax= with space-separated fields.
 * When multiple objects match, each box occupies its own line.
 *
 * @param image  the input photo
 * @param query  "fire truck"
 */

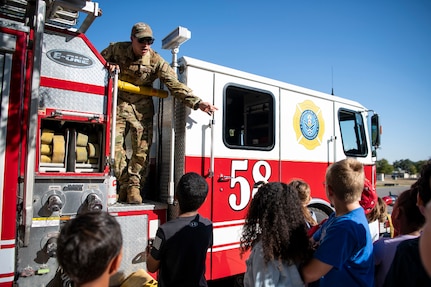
xmin=0 ymin=0 xmax=381 ymax=286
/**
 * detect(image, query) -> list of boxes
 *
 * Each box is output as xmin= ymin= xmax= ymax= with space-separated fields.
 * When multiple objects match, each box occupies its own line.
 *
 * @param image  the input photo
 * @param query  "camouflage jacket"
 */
xmin=101 ymin=42 xmax=201 ymax=109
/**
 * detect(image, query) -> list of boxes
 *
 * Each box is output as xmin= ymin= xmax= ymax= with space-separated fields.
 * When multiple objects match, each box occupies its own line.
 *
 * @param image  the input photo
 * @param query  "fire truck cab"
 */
xmin=0 ymin=0 xmax=381 ymax=286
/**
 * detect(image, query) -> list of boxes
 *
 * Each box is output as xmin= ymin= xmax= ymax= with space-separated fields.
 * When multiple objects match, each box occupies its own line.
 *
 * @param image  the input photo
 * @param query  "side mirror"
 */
xmin=371 ymin=114 xmax=381 ymax=148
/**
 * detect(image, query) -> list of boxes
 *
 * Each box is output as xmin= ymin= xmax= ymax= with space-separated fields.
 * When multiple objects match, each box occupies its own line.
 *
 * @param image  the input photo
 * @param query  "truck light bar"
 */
xmin=162 ymin=26 xmax=191 ymax=50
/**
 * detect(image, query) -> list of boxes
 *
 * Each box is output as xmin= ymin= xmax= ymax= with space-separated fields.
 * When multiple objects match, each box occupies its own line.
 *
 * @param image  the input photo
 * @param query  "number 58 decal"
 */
xmin=228 ymin=160 xmax=271 ymax=211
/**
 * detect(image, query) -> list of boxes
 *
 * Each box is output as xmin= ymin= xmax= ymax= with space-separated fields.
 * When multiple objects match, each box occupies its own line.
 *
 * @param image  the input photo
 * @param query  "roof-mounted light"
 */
xmin=162 ymin=26 xmax=191 ymax=50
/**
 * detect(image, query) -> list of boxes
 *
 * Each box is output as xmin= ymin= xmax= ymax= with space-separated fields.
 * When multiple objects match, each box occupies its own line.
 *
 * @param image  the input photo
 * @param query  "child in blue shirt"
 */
xmin=300 ymin=158 xmax=374 ymax=287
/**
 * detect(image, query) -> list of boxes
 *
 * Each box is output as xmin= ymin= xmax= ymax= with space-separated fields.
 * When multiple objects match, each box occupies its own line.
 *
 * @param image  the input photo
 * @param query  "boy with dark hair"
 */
xmin=300 ymin=158 xmax=374 ymax=287
xmin=373 ymin=187 xmax=424 ymax=287
xmin=383 ymin=160 xmax=431 ymax=286
xmin=146 ymin=172 xmax=213 ymax=287
xmin=420 ymin=200 xmax=431 ymax=277
xmin=57 ymin=211 xmax=123 ymax=287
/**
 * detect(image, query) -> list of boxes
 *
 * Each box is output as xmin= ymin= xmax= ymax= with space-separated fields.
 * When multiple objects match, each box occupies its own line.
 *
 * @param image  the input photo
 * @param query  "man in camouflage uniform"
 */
xmin=101 ymin=22 xmax=217 ymax=204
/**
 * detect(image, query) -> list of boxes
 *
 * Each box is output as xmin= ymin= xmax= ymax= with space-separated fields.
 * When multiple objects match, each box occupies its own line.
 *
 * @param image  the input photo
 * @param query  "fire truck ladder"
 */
xmin=0 ymin=0 xmax=100 ymax=33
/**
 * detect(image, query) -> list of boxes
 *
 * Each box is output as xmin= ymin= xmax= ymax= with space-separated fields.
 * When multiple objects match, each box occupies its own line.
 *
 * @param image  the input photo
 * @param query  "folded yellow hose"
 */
xmin=120 ymin=269 xmax=157 ymax=287
xmin=76 ymin=146 xmax=88 ymax=162
xmin=87 ymin=143 xmax=100 ymax=158
xmin=52 ymin=135 xmax=65 ymax=163
xmin=40 ymin=144 xmax=52 ymax=155
xmin=41 ymin=129 xmax=54 ymax=144
xmin=118 ymin=80 xmax=168 ymax=98
xmin=40 ymin=155 xmax=51 ymax=163
xmin=76 ymin=133 xmax=88 ymax=147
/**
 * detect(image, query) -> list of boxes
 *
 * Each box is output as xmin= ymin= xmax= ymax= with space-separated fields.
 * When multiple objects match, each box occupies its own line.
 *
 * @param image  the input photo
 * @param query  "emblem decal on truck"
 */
xmin=293 ymin=100 xmax=325 ymax=150
xmin=46 ymin=49 xmax=94 ymax=68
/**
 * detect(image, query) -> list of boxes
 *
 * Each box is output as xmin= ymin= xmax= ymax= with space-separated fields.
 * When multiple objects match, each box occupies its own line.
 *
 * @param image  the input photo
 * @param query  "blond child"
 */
xmin=300 ymin=158 xmax=374 ymax=287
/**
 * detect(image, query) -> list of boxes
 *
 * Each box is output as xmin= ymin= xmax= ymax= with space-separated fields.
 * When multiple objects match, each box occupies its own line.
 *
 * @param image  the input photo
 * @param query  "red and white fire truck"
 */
xmin=0 ymin=1 xmax=381 ymax=286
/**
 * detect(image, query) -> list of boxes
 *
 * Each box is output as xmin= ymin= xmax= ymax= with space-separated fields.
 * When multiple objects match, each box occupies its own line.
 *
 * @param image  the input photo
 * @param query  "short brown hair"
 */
xmin=326 ymin=158 xmax=364 ymax=204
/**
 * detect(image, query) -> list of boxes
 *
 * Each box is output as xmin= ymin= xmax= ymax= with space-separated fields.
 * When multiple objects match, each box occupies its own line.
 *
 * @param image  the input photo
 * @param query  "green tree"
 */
xmin=376 ymin=158 xmax=393 ymax=174
xmin=393 ymin=159 xmax=416 ymax=175
xmin=408 ymin=164 xmax=417 ymax=175
xmin=416 ymin=160 xmax=427 ymax=175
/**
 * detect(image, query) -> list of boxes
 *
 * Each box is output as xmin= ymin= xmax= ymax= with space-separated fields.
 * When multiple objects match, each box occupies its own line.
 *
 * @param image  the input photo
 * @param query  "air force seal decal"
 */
xmin=293 ymin=100 xmax=325 ymax=150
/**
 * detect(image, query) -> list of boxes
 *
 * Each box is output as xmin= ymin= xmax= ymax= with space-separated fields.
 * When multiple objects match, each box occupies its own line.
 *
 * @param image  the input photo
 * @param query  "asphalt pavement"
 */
xmin=377 ymin=178 xmax=414 ymax=213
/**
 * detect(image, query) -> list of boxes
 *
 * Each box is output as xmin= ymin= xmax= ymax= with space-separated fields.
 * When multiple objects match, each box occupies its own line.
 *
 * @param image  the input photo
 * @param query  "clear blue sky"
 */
xmin=84 ymin=0 xmax=431 ymax=164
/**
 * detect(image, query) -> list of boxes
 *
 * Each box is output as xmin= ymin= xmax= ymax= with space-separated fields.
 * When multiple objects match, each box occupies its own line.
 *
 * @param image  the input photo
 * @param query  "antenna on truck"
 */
xmin=331 ymin=66 xmax=334 ymax=95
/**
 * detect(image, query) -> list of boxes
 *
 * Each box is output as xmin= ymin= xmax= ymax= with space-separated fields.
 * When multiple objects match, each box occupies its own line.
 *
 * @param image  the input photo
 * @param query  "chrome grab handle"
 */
xmin=218 ymin=174 xmax=232 ymax=182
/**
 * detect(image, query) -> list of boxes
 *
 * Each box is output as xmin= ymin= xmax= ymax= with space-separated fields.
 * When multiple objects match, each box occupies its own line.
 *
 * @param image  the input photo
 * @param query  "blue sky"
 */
xmin=84 ymin=0 xmax=431 ymax=164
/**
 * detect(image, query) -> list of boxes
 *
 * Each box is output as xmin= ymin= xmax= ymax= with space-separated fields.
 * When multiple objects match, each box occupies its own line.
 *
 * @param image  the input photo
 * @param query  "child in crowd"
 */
xmin=146 ymin=172 xmax=213 ymax=287
xmin=419 ymin=160 xmax=431 ymax=277
xmin=289 ymin=179 xmax=318 ymax=229
xmin=240 ymin=181 xmax=313 ymax=287
xmin=373 ymin=187 xmax=424 ymax=287
xmin=420 ymin=200 xmax=431 ymax=277
xmin=360 ymin=178 xmax=388 ymax=242
xmin=300 ymin=158 xmax=374 ymax=287
xmin=383 ymin=161 xmax=431 ymax=287
xmin=57 ymin=211 xmax=123 ymax=287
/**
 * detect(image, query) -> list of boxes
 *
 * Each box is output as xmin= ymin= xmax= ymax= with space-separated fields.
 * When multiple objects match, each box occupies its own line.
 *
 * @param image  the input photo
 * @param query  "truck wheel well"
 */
xmin=308 ymin=204 xmax=333 ymax=224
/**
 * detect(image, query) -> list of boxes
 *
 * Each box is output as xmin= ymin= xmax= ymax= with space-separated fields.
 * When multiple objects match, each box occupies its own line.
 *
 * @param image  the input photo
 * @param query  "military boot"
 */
xmin=127 ymin=185 xmax=142 ymax=204
xmin=117 ymin=171 xmax=130 ymax=203
xmin=127 ymin=175 xmax=142 ymax=204
xmin=118 ymin=184 xmax=128 ymax=202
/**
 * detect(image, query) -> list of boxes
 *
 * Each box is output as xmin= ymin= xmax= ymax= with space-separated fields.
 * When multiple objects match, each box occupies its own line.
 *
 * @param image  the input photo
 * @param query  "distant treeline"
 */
xmin=376 ymin=158 xmax=430 ymax=175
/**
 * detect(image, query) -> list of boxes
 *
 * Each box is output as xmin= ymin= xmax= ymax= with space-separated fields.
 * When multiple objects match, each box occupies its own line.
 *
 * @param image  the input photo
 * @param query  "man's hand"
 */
xmin=106 ymin=62 xmax=120 ymax=74
xmin=199 ymin=101 xmax=218 ymax=115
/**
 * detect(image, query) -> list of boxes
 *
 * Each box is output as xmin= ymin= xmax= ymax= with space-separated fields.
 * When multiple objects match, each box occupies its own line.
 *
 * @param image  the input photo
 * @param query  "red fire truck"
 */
xmin=0 ymin=1 xmax=381 ymax=286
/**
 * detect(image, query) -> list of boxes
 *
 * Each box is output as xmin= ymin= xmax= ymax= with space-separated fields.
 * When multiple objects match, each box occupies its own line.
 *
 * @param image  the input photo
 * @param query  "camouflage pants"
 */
xmin=114 ymin=95 xmax=154 ymax=193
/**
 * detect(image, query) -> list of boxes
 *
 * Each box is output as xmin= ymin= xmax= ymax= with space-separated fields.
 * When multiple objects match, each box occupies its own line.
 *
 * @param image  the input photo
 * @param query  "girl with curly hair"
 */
xmin=240 ymin=182 xmax=313 ymax=287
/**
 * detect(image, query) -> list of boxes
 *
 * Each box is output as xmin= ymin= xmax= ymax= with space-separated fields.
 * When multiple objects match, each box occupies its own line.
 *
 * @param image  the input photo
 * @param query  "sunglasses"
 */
xmin=136 ymin=37 xmax=154 ymax=45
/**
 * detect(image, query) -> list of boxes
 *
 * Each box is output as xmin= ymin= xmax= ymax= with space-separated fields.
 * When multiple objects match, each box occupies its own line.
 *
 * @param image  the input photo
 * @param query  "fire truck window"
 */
xmin=338 ymin=110 xmax=368 ymax=157
xmin=224 ymin=85 xmax=274 ymax=150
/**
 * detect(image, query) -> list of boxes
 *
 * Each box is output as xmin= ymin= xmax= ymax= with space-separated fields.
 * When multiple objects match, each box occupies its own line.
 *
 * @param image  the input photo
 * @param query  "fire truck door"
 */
xmin=0 ymin=30 xmax=25 ymax=284
xmin=208 ymin=73 xmax=280 ymax=277
xmin=333 ymin=102 xmax=372 ymax=165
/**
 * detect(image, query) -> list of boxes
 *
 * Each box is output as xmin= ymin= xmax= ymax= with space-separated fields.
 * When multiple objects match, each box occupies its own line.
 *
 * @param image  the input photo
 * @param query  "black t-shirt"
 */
xmin=150 ymin=214 xmax=213 ymax=287
xmin=383 ymin=237 xmax=431 ymax=287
